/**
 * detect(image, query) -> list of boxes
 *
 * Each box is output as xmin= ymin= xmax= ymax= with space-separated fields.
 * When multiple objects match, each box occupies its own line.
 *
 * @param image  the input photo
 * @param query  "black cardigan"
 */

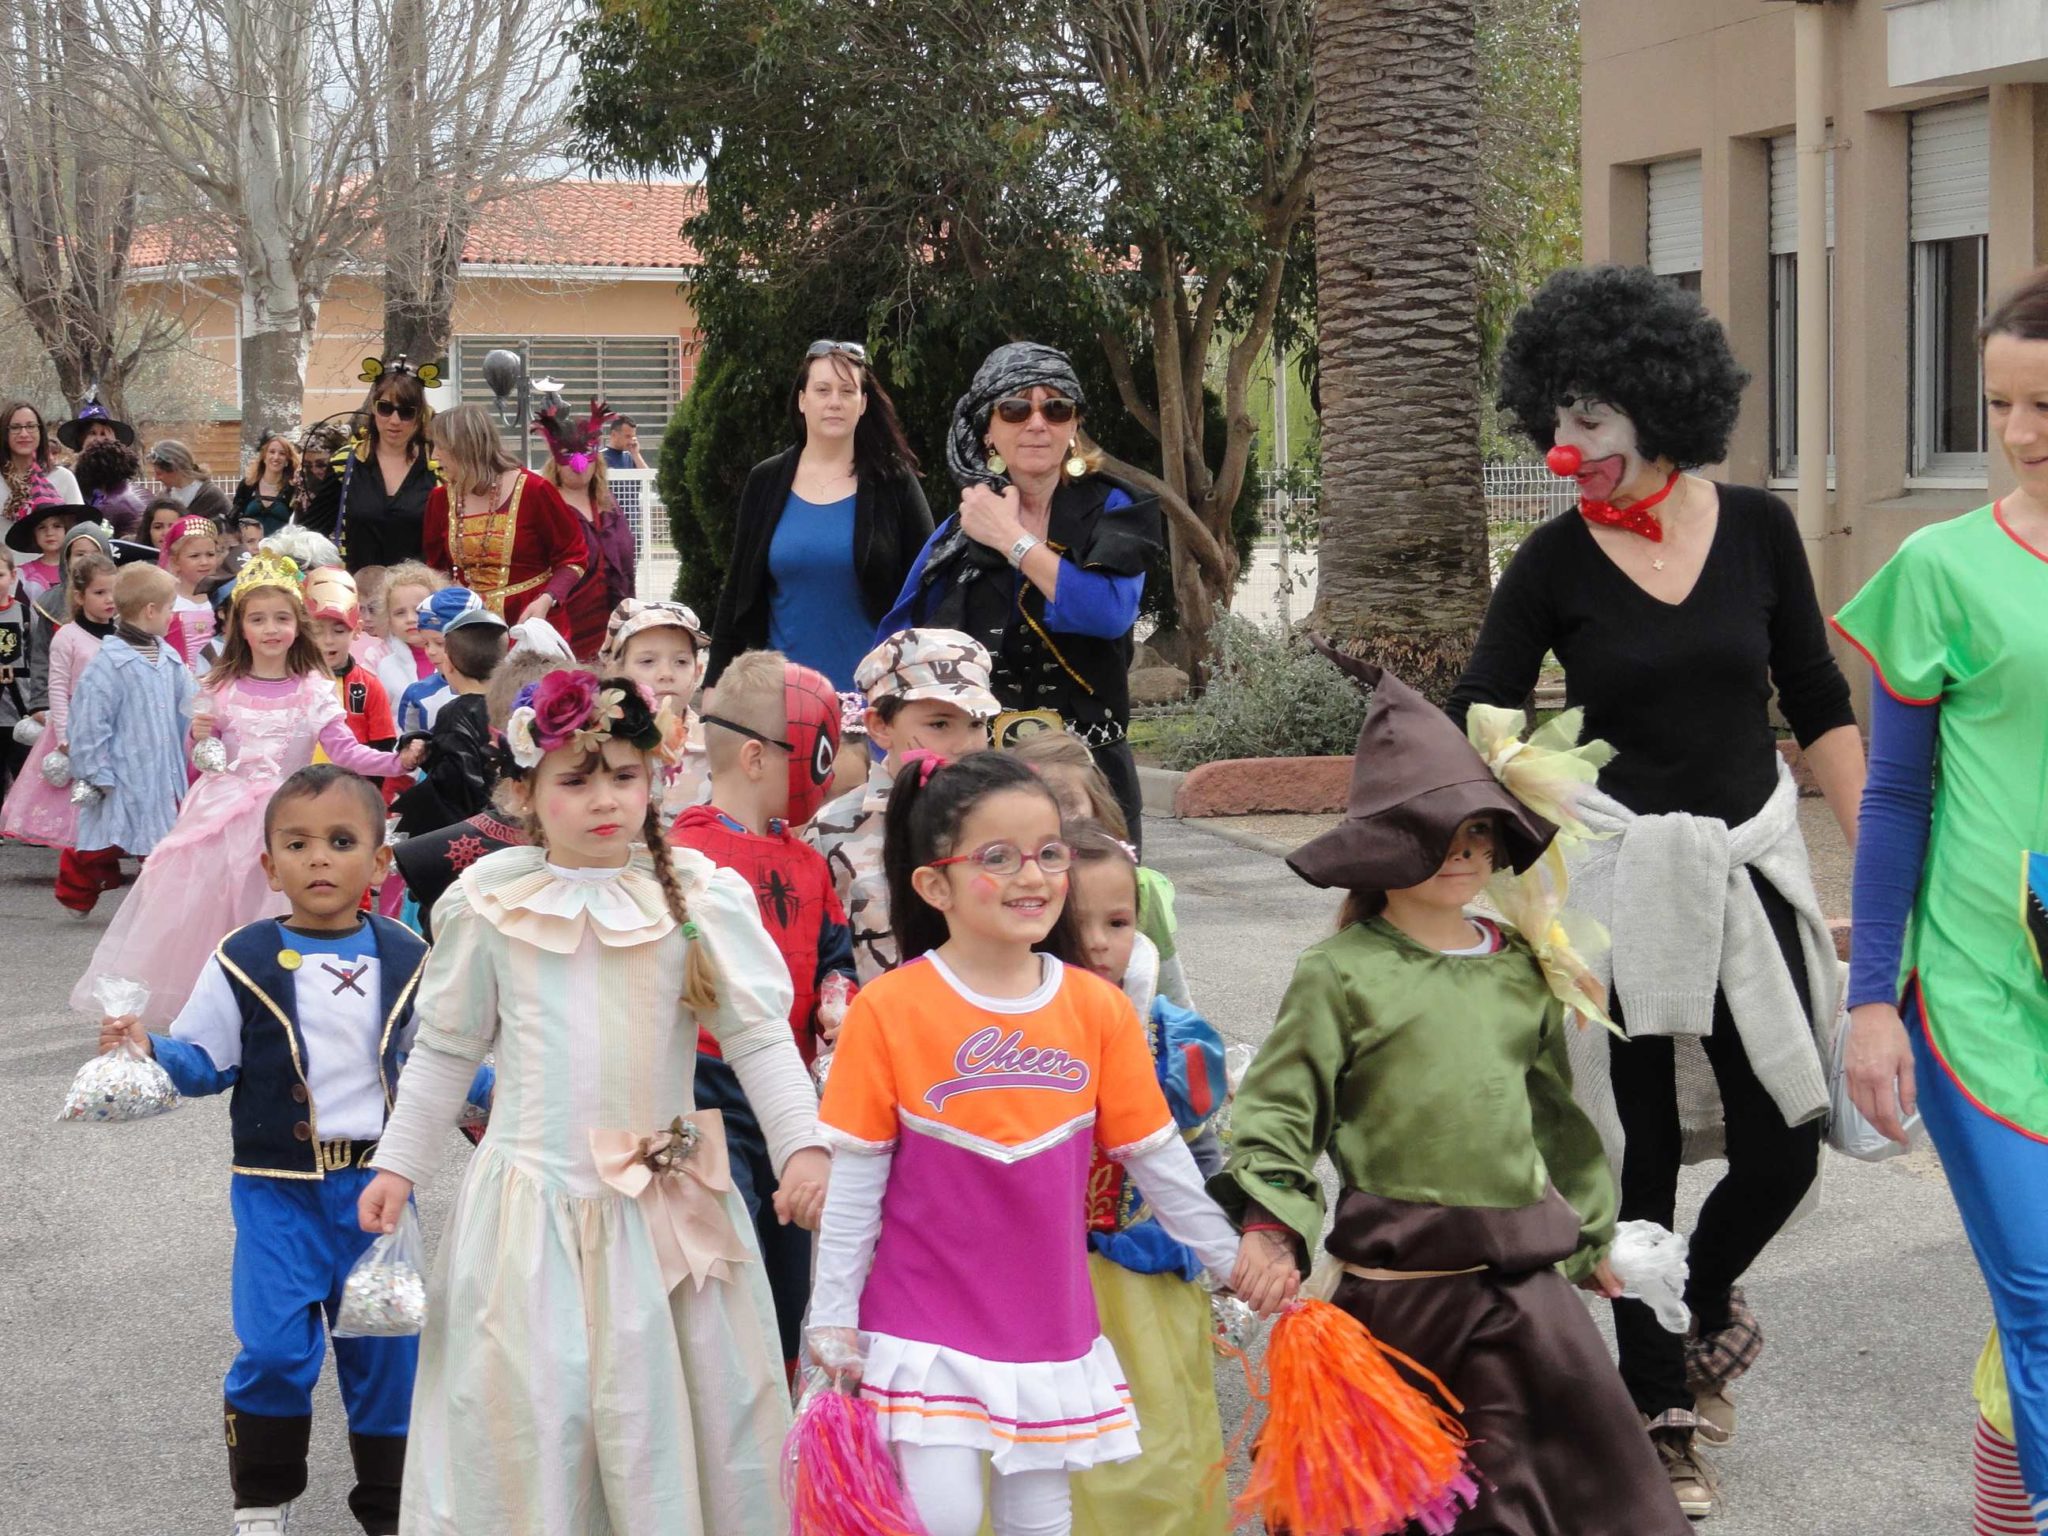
xmin=1446 ymin=484 xmax=1855 ymax=826
xmin=705 ymin=446 xmax=934 ymax=687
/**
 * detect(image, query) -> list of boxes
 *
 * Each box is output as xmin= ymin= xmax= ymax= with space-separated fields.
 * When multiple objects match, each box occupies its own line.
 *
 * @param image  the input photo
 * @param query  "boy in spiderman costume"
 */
xmin=670 ymin=648 xmax=855 ymax=1370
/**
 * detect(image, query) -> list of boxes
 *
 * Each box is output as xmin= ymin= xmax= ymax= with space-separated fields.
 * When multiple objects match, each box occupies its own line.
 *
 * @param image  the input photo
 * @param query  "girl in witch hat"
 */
xmin=1215 ymin=641 xmax=1692 ymax=1536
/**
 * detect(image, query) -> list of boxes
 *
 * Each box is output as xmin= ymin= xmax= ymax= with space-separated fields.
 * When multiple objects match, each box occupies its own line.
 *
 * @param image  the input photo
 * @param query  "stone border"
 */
xmin=1171 ymin=756 xmax=1351 ymax=818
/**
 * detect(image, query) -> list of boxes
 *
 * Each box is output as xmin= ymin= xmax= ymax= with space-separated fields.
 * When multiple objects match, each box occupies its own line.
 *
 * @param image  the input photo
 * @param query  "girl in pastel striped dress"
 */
xmin=806 ymin=752 xmax=1285 ymax=1536
xmin=358 ymin=668 xmax=831 ymax=1536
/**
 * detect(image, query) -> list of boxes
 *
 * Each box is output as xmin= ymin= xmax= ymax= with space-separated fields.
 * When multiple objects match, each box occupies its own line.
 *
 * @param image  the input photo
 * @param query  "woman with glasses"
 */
xmin=705 ymin=339 xmax=932 ymax=695
xmin=880 ymin=342 xmax=1163 ymax=842
xmin=308 ymin=359 xmax=438 ymax=570
xmin=1 ymin=401 xmax=81 ymax=517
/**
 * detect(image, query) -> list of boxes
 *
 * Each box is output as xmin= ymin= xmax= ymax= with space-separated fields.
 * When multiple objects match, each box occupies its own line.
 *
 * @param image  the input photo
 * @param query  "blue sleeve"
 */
xmin=1846 ymin=688 xmax=1938 ymax=1009
xmin=815 ymin=911 xmax=856 ymax=990
xmin=149 ymin=1033 xmax=238 ymax=1098
xmin=1041 ymin=566 xmax=1145 ymax=639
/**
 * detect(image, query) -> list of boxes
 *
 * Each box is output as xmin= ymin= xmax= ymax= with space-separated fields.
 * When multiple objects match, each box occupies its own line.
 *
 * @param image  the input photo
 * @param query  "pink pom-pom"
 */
xmin=784 ymin=1387 xmax=930 ymax=1536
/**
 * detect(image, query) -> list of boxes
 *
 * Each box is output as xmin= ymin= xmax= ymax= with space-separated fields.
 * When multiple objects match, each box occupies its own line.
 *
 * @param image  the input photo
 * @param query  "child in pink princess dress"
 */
xmin=0 ymin=551 xmax=117 ymax=853
xmin=72 ymin=550 xmax=426 ymax=1028
xmin=159 ymin=514 xmax=223 ymax=667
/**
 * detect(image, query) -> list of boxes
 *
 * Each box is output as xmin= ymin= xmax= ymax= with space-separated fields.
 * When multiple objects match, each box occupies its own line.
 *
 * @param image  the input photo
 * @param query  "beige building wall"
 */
xmin=1581 ymin=0 xmax=2048 ymax=701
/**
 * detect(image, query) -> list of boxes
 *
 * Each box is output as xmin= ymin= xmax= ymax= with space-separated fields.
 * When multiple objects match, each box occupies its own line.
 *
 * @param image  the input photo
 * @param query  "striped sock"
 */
xmin=1971 ymin=1417 xmax=2033 ymax=1536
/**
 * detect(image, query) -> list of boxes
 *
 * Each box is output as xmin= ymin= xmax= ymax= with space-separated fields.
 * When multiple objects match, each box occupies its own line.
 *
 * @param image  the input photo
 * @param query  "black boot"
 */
xmin=224 ymin=1404 xmax=312 ymax=1511
xmin=347 ymin=1432 xmax=406 ymax=1535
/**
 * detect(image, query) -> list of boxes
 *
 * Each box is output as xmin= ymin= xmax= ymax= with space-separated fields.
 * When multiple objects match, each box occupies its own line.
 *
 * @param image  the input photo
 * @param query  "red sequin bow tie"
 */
xmin=1546 ymin=445 xmax=1679 ymax=543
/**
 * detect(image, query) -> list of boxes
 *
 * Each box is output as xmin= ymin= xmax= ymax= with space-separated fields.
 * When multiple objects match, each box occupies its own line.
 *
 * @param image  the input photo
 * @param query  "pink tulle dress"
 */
xmin=71 ymin=671 xmax=406 ymax=1028
xmin=0 ymin=618 xmax=105 ymax=848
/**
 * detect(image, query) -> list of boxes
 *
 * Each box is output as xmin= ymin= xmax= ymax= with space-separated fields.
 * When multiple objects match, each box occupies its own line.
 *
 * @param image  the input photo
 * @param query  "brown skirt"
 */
xmin=1321 ymin=1187 xmax=1691 ymax=1536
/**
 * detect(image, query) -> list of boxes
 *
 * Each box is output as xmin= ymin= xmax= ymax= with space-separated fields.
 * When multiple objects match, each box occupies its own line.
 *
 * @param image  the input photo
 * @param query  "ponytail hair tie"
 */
xmin=900 ymin=748 xmax=950 ymax=786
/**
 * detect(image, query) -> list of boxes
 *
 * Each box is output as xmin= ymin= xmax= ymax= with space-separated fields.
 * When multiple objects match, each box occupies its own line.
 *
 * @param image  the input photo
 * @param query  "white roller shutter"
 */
xmin=1647 ymin=156 xmax=1704 ymax=276
xmin=1768 ymin=135 xmax=1836 ymax=256
xmin=1909 ymin=98 xmax=1989 ymax=242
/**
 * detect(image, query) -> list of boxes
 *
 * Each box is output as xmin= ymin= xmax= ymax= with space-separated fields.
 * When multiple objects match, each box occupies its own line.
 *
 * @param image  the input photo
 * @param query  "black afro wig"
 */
xmin=1496 ymin=265 xmax=1751 ymax=470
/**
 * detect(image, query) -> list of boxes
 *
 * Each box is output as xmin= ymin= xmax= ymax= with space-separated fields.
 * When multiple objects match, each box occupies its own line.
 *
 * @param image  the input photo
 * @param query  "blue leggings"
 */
xmin=1912 ymin=1005 xmax=2048 ymax=1528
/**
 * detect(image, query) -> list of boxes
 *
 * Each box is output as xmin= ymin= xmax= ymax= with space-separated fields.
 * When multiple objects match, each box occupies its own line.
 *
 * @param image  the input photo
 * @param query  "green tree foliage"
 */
xmin=1477 ymin=0 xmax=1581 ymax=458
xmin=573 ymin=0 xmax=1312 ymax=664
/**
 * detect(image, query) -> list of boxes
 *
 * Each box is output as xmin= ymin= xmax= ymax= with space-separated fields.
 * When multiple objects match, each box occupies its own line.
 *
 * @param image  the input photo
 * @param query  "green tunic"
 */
xmin=1213 ymin=917 xmax=1616 ymax=1282
xmin=1834 ymin=503 xmax=2048 ymax=1137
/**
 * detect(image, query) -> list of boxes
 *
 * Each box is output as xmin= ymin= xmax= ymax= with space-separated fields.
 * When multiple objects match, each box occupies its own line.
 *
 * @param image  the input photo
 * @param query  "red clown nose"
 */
xmin=1545 ymin=443 xmax=1583 ymax=478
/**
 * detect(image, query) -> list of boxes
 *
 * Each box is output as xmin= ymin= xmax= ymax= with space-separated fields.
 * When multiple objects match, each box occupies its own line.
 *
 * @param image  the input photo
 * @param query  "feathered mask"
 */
xmin=533 ymin=398 xmax=615 ymax=476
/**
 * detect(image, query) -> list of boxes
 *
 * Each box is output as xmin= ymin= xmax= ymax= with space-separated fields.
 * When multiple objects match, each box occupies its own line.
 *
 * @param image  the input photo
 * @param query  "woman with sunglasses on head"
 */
xmin=307 ymin=359 xmax=439 ymax=571
xmin=706 ymin=340 xmax=932 ymax=696
xmin=232 ymin=432 xmax=300 ymax=537
xmin=880 ymin=342 xmax=1163 ymax=843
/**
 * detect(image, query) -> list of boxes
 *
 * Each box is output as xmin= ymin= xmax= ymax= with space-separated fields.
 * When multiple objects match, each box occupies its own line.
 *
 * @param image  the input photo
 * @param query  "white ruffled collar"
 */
xmin=460 ymin=844 xmax=700 ymax=953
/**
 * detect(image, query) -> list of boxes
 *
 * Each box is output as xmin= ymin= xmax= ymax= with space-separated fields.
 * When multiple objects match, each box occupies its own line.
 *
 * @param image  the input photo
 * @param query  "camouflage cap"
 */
xmin=855 ymin=628 xmax=1002 ymax=718
xmin=602 ymin=597 xmax=709 ymax=660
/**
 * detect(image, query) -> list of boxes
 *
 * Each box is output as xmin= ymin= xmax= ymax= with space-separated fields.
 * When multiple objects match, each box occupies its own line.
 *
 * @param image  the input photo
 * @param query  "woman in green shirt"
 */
xmin=1836 ymin=269 xmax=2048 ymax=1528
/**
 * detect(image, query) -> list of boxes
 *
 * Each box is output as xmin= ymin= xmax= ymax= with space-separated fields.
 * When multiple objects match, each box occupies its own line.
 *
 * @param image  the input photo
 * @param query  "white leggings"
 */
xmin=893 ymin=1443 xmax=1072 ymax=1536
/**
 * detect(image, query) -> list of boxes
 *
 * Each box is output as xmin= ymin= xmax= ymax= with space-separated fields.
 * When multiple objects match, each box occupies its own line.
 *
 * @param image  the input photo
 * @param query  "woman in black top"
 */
xmin=1448 ymin=267 xmax=1864 ymax=1517
xmin=307 ymin=362 xmax=438 ymax=571
xmin=705 ymin=342 xmax=931 ymax=692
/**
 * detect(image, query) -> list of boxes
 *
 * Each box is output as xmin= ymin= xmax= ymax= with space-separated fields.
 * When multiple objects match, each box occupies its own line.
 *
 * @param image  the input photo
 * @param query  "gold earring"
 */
xmin=1064 ymin=445 xmax=1088 ymax=478
xmin=986 ymin=450 xmax=1007 ymax=476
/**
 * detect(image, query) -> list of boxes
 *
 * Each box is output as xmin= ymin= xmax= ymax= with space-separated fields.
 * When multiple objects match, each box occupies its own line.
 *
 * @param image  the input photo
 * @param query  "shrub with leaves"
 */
xmin=1164 ymin=617 xmax=1368 ymax=769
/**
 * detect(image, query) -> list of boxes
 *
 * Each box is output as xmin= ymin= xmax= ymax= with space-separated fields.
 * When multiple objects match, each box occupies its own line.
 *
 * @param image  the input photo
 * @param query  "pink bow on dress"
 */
xmin=589 ymin=1110 xmax=752 ymax=1293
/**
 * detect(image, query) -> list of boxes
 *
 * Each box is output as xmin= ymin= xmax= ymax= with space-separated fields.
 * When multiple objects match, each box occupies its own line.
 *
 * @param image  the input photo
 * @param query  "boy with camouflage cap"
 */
xmin=803 ymin=628 xmax=999 ymax=984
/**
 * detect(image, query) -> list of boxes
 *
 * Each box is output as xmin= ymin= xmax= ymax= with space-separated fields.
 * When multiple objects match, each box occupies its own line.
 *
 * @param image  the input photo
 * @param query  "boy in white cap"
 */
xmin=802 ymin=627 xmax=999 ymax=984
xmin=601 ymin=597 xmax=712 ymax=826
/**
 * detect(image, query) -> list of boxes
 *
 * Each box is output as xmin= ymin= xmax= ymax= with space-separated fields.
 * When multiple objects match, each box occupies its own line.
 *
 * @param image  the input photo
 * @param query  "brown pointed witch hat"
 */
xmin=1286 ymin=636 xmax=1557 ymax=891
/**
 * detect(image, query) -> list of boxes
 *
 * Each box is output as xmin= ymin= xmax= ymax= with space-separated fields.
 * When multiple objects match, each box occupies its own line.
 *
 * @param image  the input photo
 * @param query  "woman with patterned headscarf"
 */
xmin=880 ymin=341 xmax=1162 ymax=840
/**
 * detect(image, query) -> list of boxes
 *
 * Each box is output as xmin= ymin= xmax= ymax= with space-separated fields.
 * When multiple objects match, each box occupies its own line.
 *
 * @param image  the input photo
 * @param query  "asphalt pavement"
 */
xmin=0 ymin=818 xmax=1988 ymax=1534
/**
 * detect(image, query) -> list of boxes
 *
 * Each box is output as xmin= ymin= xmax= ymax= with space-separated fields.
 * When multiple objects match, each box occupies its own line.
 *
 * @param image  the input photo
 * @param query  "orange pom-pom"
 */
xmin=1236 ymin=1297 xmax=1479 ymax=1536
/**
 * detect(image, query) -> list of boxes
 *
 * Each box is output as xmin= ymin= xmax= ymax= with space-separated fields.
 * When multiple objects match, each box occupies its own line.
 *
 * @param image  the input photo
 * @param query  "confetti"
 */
xmin=191 ymin=736 xmax=227 ymax=775
xmin=335 ymin=1207 xmax=428 ymax=1338
xmin=38 ymin=747 xmax=71 ymax=787
xmin=59 ymin=1047 xmax=180 ymax=1122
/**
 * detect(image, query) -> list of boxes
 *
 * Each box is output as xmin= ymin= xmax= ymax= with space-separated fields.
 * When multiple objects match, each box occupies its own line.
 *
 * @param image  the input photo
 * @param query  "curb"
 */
xmin=1137 ymin=765 xmax=1186 ymax=817
xmin=1163 ymin=817 xmax=1296 ymax=859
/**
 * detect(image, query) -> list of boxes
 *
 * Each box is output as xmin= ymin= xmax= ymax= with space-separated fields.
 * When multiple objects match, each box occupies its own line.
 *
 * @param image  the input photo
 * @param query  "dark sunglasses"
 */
xmin=806 ymin=339 xmax=869 ymax=364
xmin=374 ymin=400 xmax=420 ymax=421
xmin=992 ymin=396 xmax=1078 ymax=426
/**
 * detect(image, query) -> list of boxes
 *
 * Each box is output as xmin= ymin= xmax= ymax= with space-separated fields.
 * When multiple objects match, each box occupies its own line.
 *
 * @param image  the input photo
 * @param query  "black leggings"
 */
xmin=1607 ymin=871 xmax=1823 ymax=1418
xmin=1090 ymin=738 xmax=1144 ymax=855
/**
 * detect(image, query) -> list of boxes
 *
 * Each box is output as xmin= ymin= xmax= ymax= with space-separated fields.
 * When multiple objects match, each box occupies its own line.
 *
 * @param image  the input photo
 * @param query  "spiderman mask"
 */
xmin=702 ymin=662 xmax=842 ymax=826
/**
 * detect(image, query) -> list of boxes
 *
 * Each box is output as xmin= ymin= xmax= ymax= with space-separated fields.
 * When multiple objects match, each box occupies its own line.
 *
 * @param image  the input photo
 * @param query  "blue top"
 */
xmin=1846 ymin=687 xmax=1938 ymax=1010
xmin=601 ymin=447 xmax=639 ymax=471
xmin=767 ymin=491 xmax=876 ymax=691
xmin=878 ymin=486 xmax=1146 ymax=644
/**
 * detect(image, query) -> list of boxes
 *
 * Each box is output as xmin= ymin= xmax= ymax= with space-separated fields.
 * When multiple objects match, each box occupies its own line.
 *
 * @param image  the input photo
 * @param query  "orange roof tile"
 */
xmin=132 ymin=180 xmax=702 ymax=272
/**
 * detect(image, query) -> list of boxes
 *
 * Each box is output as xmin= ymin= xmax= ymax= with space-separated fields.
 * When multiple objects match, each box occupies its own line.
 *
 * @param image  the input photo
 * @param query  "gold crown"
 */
xmin=231 ymin=549 xmax=305 ymax=604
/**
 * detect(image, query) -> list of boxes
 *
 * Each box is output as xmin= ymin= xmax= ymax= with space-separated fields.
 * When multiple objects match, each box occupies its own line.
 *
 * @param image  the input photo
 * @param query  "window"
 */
xmin=1647 ymin=157 xmax=1704 ymax=293
xmin=1767 ymin=134 xmax=1836 ymax=480
xmin=1909 ymin=99 xmax=1989 ymax=479
xmin=450 ymin=335 xmax=683 ymax=467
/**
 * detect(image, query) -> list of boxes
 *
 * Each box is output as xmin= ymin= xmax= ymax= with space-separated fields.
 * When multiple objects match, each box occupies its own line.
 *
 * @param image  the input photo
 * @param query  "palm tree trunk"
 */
xmin=1308 ymin=0 xmax=1492 ymax=702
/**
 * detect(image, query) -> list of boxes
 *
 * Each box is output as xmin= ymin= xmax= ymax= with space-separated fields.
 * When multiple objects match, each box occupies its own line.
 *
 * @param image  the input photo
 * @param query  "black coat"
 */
xmin=305 ymin=447 xmax=437 ymax=572
xmin=705 ymin=446 xmax=933 ymax=687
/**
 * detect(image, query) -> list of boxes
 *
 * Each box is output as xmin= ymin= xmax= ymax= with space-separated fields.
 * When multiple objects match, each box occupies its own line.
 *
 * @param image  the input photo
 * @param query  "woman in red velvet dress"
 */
xmin=421 ymin=404 xmax=586 ymax=626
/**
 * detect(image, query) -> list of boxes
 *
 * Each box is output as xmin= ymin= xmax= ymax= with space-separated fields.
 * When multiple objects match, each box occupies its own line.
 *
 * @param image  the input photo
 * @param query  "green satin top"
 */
xmin=1213 ymin=916 xmax=1616 ymax=1282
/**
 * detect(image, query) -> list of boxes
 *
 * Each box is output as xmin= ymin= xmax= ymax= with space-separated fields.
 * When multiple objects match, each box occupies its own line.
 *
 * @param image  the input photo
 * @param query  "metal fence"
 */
xmin=1230 ymin=462 xmax=1574 ymax=631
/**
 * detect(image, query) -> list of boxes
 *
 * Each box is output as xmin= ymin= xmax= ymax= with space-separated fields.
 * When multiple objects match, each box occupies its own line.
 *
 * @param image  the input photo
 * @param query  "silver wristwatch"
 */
xmin=1007 ymin=533 xmax=1041 ymax=568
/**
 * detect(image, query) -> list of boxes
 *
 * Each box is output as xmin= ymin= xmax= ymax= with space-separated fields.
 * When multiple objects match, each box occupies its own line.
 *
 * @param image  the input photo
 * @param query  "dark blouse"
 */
xmin=1446 ymin=484 xmax=1855 ymax=826
xmin=307 ymin=448 xmax=438 ymax=572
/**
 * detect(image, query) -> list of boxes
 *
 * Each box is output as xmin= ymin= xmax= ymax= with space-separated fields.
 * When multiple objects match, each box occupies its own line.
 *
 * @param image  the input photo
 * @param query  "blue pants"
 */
xmin=694 ymin=1051 xmax=811 ymax=1364
xmin=225 ymin=1170 xmax=417 ymax=1436
xmin=1912 ymin=1005 xmax=2048 ymax=1523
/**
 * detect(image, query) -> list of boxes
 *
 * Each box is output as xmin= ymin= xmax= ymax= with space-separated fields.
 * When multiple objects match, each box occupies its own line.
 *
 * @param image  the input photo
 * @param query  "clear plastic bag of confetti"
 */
xmin=59 ymin=977 xmax=179 ymax=1123
xmin=191 ymin=735 xmax=227 ymax=775
xmin=39 ymin=746 xmax=70 ymax=787
xmin=335 ymin=1205 xmax=428 ymax=1338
